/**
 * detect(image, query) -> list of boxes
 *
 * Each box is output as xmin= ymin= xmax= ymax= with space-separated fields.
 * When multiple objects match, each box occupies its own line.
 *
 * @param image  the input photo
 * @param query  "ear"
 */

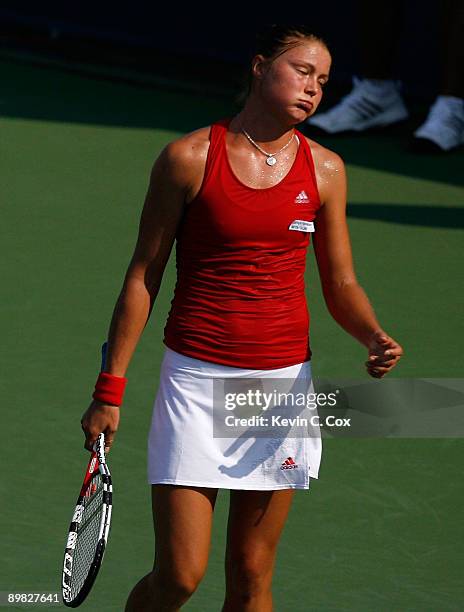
xmin=251 ymin=54 xmax=268 ymax=80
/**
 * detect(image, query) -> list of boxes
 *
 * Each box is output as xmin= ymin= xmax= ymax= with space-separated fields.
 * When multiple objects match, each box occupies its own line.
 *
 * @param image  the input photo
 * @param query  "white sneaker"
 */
xmin=307 ymin=77 xmax=409 ymax=133
xmin=413 ymin=96 xmax=464 ymax=151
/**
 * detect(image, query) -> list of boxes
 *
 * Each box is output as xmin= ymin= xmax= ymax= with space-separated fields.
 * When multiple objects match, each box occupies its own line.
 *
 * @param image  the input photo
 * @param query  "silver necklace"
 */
xmin=241 ymin=128 xmax=295 ymax=166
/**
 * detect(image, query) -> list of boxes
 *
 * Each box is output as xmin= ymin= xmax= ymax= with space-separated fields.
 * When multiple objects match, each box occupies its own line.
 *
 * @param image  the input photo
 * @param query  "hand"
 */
xmin=81 ymin=400 xmax=120 ymax=453
xmin=365 ymin=330 xmax=403 ymax=378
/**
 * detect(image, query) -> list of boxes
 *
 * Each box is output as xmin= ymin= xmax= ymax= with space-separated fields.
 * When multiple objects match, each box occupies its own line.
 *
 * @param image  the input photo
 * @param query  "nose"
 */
xmin=304 ymin=78 xmax=316 ymax=96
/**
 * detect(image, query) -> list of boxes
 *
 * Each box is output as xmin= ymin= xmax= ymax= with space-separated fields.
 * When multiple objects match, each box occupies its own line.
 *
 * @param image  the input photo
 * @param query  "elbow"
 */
xmin=323 ymin=276 xmax=359 ymax=294
xmin=322 ymin=276 xmax=361 ymax=309
xmin=122 ymin=263 xmax=161 ymax=300
xmin=144 ymin=264 xmax=163 ymax=297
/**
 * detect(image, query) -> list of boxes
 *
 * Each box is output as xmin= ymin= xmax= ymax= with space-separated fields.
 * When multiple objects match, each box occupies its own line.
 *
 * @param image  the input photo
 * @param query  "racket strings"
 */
xmin=68 ymin=474 xmax=104 ymax=597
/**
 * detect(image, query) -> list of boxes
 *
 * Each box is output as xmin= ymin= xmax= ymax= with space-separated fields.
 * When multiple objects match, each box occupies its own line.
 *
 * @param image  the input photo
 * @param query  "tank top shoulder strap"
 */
xmin=202 ymin=117 xmax=230 ymax=179
xmin=295 ymin=129 xmax=320 ymax=205
xmin=295 ymin=130 xmax=321 ymax=204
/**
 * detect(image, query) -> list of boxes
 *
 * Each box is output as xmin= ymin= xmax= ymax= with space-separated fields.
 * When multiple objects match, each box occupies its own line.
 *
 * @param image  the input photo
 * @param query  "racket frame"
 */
xmin=61 ymin=433 xmax=113 ymax=608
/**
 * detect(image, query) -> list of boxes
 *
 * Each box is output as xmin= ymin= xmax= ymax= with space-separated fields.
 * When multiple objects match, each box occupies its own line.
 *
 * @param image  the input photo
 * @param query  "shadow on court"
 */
xmin=347 ymin=203 xmax=464 ymax=228
xmin=1 ymin=56 xmax=463 ymax=189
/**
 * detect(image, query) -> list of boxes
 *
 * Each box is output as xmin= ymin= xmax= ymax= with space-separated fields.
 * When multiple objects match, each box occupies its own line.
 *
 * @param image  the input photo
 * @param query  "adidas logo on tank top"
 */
xmin=295 ymin=190 xmax=310 ymax=204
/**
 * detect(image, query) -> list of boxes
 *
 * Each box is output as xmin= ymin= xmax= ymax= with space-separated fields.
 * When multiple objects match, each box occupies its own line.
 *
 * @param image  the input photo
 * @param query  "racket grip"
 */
xmin=94 ymin=342 xmax=108 ymax=454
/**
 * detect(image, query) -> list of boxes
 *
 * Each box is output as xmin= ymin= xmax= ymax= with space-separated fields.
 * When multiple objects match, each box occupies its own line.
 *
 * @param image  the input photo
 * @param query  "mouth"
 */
xmin=296 ymin=101 xmax=313 ymax=113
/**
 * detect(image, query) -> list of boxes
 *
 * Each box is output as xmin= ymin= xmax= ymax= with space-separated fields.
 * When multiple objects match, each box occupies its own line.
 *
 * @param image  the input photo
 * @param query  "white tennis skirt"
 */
xmin=147 ymin=347 xmax=322 ymax=490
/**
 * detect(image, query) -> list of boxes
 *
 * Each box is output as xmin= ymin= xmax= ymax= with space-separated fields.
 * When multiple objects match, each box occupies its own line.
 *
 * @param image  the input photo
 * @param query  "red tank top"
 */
xmin=163 ymin=118 xmax=321 ymax=369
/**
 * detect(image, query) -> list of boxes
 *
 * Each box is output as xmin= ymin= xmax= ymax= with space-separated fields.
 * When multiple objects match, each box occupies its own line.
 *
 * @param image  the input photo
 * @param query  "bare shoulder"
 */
xmin=302 ymin=136 xmax=346 ymax=203
xmin=303 ymin=135 xmax=346 ymax=177
xmin=164 ymin=126 xmax=211 ymax=159
xmin=157 ymin=126 xmax=211 ymax=178
xmin=149 ymin=126 xmax=211 ymax=202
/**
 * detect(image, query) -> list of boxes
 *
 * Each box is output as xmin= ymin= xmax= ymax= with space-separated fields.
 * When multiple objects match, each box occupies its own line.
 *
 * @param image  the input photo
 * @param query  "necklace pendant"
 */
xmin=266 ymin=156 xmax=277 ymax=166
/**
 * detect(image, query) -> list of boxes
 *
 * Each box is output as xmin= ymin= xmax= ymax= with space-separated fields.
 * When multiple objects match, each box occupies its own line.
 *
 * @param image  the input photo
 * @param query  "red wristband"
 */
xmin=93 ymin=372 xmax=128 ymax=406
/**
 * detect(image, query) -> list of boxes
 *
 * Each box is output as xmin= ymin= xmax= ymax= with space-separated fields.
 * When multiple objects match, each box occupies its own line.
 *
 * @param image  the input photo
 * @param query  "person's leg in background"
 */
xmin=307 ymin=0 xmax=464 ymax=151
xmin=413 ymin=0 xmax=464 ymax=151
xmin=306 ymin=0 xmax=409 ymax=133
xmin=357 ymin=0 xmax=403 ymax=79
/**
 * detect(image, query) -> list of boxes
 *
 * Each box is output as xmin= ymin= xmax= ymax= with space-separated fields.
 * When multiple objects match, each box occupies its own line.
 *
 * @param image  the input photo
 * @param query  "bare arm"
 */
xmin=81 ymin=135 xmax=205 ymax=451
xmin=311 ymin=144 xmax=403 ymax=376
xmin=104 ymin=145 xmax=187 ymax=377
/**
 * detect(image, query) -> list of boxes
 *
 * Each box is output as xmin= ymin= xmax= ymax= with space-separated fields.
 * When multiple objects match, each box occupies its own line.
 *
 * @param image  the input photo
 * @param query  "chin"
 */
xmin=306 ymin=106 xmax=319 ymax=119
xmin=291 ymin=109 xmax=311 ymax=125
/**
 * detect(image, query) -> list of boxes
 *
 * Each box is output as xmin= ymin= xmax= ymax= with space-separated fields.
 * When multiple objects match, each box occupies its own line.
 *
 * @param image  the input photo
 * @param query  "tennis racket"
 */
xmin=61 ymin=342 xmax=113 ymax=607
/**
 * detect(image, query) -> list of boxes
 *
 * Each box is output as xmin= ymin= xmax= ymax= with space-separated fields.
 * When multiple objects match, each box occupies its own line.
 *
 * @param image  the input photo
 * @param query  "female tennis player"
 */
xmin=81 ymin=25 xmax=403 ymax=611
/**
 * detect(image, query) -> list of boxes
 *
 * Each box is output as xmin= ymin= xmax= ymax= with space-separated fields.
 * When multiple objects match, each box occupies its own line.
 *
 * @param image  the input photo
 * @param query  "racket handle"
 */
xmin=92 ymin=432 xmax=105 ymax=458
xmin=92 ymin=342 xmax=108 ymax=454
